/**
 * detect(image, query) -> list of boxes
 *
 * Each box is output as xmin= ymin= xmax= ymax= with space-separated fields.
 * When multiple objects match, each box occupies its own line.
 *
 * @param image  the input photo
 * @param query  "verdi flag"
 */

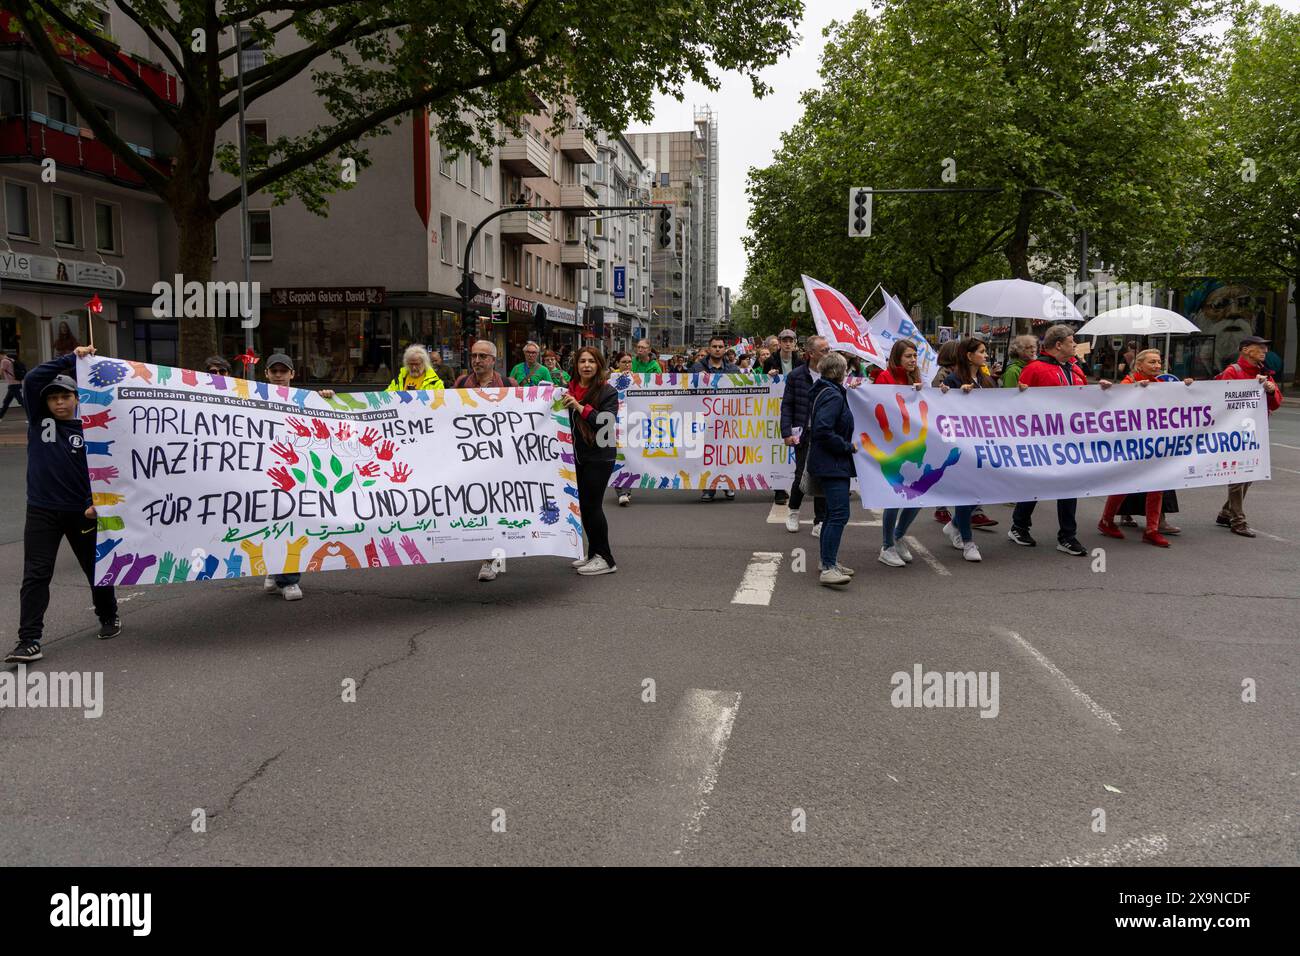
xmin=801 ymin=275 xmax=885 ymax=369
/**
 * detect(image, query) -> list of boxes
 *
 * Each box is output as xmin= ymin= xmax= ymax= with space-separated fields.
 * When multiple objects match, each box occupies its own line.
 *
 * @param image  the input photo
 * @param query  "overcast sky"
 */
xmin=625 ymin=0 xmax=1300 ymax=296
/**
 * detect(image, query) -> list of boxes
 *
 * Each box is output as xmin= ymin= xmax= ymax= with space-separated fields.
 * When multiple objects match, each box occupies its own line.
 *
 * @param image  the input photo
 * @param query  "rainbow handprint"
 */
xmin=859 ymin=393 xmax=959 ymax=500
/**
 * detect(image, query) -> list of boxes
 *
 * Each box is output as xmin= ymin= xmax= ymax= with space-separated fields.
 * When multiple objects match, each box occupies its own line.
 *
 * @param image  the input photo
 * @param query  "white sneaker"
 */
xmin=819 ymin=567 xmax=850 ymax=586
xmin=894 ymin=538 xmax=914 ymax=563
xmin=478 ymin=560 xmax=497 ymax=582
xmin=618 ymin=493 xmax=631 ymax=506
xmin=942 ymin=522 xmax=963 ymax=549
xmin=572 ymin=556 xmax=595 ymax=569
xmin=962 ymin=542 xmax=982 ymax=562
xmin=281 ymin=583 xmax=303 ymax=601
xmin=785 ymin=511 xmax=801 ymax=533
xmin=878 ymin=546 xmax=906 ymax=568
xmin=835 ymin=563 xmax=855 ymax=576
xmin=263 ymin=576 xmax=278 ymax=593
xmin=811 ymin=522 xmax=822 ymax=538
xmin=577 ymin=555 xmax=617 ymax=575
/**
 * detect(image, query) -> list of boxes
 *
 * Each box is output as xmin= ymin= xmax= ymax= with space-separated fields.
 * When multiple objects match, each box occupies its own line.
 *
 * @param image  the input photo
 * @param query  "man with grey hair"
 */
xmin=1009 ymin=324 xmax=1112 ymax=554
xmin=509 ymin=341 xmax=552 ymax=387
xmin=781 ymin=334 xmax=830 ymax=534
xmin=454 ymin=339 xmax=517 ymax=389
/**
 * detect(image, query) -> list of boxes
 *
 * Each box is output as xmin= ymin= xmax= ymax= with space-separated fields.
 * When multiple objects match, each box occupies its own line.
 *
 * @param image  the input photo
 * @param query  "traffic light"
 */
xmin=848 ymin=187 xmax=872 ymax=238
xmin=656 ymin=205 xmax=675 ymax=251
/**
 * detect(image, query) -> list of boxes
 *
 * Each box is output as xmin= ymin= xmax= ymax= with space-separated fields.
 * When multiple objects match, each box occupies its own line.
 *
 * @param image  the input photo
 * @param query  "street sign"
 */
xmin=455 ymin=277 xmax=482 ymax=301
xmin=613 ymin=266 xmax=626 ymax=300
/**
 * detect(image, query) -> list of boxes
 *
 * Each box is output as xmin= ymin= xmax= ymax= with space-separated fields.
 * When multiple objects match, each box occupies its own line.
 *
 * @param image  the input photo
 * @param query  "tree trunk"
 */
xmin=172 ymin=193 xmax=218 ymax=367
xmin=941 ymin=270 xmax=956 ymax=326
xmin=1004 ymin=191 xmax=1035 ymax=279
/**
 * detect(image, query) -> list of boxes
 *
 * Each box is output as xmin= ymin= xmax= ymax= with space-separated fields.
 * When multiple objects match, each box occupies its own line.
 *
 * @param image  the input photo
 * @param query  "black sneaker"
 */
xmin=1056 ymin=537 xmax=1087 ymax=556
xmin=1007 ymin=527 xmax=1036 ymax=547
xmin=1215 ymin=514 xmax=1232 ymax=527
xmin=5 ymin=641 xmax=41 ymax=663
xmin=97 ymin=617 xmax=122 ymax=640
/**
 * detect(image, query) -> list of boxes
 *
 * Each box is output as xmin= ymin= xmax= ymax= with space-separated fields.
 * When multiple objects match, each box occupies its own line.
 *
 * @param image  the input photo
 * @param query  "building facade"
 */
xmin=586 ymin=130 xmax=651 ymax=356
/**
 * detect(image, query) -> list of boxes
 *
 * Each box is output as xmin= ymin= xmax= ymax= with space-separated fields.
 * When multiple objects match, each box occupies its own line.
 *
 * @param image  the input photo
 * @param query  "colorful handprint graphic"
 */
xmin=859 ymin=393 xmax=959 ymax=500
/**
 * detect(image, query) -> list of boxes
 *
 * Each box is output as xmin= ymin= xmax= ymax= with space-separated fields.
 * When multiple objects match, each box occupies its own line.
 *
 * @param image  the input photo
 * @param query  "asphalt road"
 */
xmin=1 ymin=408 xmax=1297 ymax=866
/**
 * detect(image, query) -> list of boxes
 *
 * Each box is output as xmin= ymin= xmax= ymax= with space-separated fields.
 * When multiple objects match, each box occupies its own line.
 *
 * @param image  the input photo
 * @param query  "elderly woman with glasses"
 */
xmin=387 ymin=344 xmax=444 ymax=392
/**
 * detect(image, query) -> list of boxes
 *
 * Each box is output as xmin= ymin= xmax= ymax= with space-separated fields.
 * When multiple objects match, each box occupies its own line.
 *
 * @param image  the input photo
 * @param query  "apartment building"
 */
xmin=0 ymin=3 xmax=175 ymax=369
xmin=586 ymin=130 xmax=651 ymax=356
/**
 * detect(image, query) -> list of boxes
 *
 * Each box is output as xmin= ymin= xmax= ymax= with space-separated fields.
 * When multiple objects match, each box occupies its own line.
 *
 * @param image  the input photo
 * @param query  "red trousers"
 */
xmin=1102 ymin=492 xmax=1161 ymax=532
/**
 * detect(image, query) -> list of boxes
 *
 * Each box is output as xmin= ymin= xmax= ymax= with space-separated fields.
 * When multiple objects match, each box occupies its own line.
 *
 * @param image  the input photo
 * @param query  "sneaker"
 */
xmin=934 ymin=508 xmax=952 ymax=524
xmin=962 ymin=542 xmax=982 ymax=562
xmin=835 ymin=563 xmax=855 ymax=576
xmin=724 ymin=489 xmax=736 ymax=500
xmin=941 ymin=521 xmax=963 ymax=549
xmin=810 ymin=522 xmax=822 ymax=538
xmin=1215 ymin=514 xmax=1232 ymax=528
xmin=572 ymin=556 xmax=595 ymax=569
xmin=1097 ymin=520 xmax=1125 ymax=539
xmin=478 ymin=560 xmax=497 ymax=582
xmin=893 ymin=538 xmax=914 ymax=563
xmin=878 ymin=546 xmax=906 ymax=568
xmin=97 ymin=617 xmax=122 ymax=640
xmin=1142 ymin=530 xmax=1171 ymax=548
xmin=281 ymin=583 xmax=303 ymax=601
xmin=1007 ymin=527 xmax=1036 ymax=547
xmin=577 ymin=555 xmax=617 ymax=575
xmin=1056 ymin=537 xmax=1087 ymax=556
xmin=818 ymin=567 xmax=851 ymax=586
xmin=618 ymin=493 xmax=631 ymax=507
xmin=5 ymin=640 xmax=41 ymax=663
xmin=263 ymin=575 xmax=279 ymax=593
xmin=700 ymin=490 xmax=716 ymax=502
xmin=1229 ymin=522 xmax=1256 ymax=538
xmin=971 ymin=512 xmax=999 ymax=530
xmin=785 ymin=511 xmax=801 ymax=533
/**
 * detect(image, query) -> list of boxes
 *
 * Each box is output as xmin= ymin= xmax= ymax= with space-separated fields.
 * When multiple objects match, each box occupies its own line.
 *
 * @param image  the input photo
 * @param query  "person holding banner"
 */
xmin=693 ymin=336 xmax=740 ymax=501
xmin=873 ymin=341 xmax=927 ymax=567
xmin=1009 ymin=325 xmax=1112 ymax=555
xmin=386 ymin=345 xmax=445 ymax=392
xmin=509 ymin=342 xmax=554 ymax=387
xmin=939 ymin=339 xmax=1000 ymax=563
xmin=563 ymin=347 xmax=620 ymax=576
xmin=808 ymin=352 xmax=857 ymax=586
xmin=1214 ymin=335 xmax=1282 ymax=537
xmin=1002 ymin=335 xmax=1039 ymax=388
xmin=7 ymin=346 xmax=119 ymax=663
xmin=783 ymin=336 xmax=830 ymax=533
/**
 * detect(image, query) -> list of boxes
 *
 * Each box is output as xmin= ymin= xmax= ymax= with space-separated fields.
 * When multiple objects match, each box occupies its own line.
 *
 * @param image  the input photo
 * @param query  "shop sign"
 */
xmin=0 ymin=250 xmax=125 ymax=289
xmin=269 ymin=287 xmax=386 ymax=307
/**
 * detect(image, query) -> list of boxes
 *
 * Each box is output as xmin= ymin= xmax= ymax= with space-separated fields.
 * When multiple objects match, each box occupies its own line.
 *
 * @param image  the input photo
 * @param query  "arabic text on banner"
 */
xmin=849 ymin=381 xmax=1271 ymax=508
xmin=77 ymin=358 xmax=584 ymax=586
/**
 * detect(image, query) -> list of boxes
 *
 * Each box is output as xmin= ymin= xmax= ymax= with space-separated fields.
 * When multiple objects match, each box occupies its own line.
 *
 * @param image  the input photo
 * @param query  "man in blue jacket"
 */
xmin=6 ymin=346 xmax=119 ymax=663
xmin=779 ymin=335 xmax=829 ymax=534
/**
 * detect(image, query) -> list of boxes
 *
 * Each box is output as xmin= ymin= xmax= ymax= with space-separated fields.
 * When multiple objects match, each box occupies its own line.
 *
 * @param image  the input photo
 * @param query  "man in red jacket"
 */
xmin=1213 ymin=335 xmax=1282 ymax=537
xmin=1009 ymin=324 xmax=1113 ymax=555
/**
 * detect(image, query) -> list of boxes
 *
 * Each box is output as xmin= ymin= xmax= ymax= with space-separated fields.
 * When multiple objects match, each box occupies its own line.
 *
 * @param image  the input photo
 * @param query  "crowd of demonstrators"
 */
xmin=2 ymin=349 xmax=27 ymax=419
xmin=782 ymin=336 xmax=830 ymax=534
xmin=563 ymin=347 xmax=620 ymax=576
xmin=1214 ymin=335 xmax=1282 ymax=537
xmin=509 ymin=341 xmax=553 ymax=387
xmin=387 ymin=344 xmax=445 ymax=392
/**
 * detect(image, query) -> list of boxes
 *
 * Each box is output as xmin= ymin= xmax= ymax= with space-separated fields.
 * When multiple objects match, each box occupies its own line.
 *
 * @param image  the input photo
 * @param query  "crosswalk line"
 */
xmin=731 ymin=551 xmax=783 ymax=605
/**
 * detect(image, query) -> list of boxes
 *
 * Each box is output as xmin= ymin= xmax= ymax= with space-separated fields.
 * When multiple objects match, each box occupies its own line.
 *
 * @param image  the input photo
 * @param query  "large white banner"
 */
xmin=849 ymin=381 xmax=1271 ymax=508
xmin=77 ymin=357 xmax=583 ymax=586
xmin=609 ymin=372 xmax=795 ymax=492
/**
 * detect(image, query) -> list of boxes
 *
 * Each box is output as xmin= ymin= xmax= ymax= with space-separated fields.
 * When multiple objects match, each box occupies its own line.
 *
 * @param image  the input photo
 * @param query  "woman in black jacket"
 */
xmin=807 ymin=351 xmax=857 ymax=586
xmin=562 ymin=347 xmax=620 ymax=575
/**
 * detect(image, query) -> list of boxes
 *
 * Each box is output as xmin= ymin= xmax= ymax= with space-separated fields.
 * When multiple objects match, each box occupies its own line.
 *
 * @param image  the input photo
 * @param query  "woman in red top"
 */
xmin=874 ymin=340 xmax=926 ymax=567
xmin=1098 ymin=349 xmax=1192 ymax=545
xmin=562 ymin=347 xmax=621 ymax=575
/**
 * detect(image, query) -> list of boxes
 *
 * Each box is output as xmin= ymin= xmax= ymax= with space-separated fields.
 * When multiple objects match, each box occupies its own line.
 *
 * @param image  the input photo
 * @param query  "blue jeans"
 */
xmin=819 ymin=477 xmax=851 ymax=569
xmin=273 ymin=573 xmax=300 ymax=587
xmin=881 ymin=508 xmax=919 ymax=548
xmin=951 ymin=505 xmax=975 ymax=544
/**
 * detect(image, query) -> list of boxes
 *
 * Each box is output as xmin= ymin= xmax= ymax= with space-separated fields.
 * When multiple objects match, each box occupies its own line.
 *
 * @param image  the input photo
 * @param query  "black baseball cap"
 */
xmin=265 ymin=352 xmax=294 ymax=371
xmin=41 ymin=374 xmax=78 ymax=398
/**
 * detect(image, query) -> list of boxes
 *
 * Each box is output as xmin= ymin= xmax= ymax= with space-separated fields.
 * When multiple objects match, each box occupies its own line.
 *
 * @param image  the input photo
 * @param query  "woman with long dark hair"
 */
xmin=562 ymin=347 xmax=620 ymax=575
xmin=873 ymin=339 xmax=925 ymax=568
xmin=939 ymin=337 xmax=996 ymax=562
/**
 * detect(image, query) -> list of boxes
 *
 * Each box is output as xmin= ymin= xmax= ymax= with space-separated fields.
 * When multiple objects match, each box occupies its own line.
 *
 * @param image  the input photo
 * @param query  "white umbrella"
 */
xmin=948 ymin=278 xmax=1083 ymax=322
xmin=1075 ymin=305 xmax=1197 ymax=336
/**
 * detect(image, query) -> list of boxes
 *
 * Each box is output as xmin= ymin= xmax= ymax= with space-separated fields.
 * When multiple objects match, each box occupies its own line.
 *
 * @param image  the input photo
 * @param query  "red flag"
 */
xmin=86 ymin=293 xmax=104 ymax=314
xmin=236 ymin=348 xmax=259 ymax=368
xmin=800 ymin=275 xmax=883 ymax=369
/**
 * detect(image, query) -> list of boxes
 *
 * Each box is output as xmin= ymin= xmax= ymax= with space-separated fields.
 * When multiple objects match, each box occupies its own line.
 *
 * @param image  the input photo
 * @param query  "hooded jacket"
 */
xmin=1016 ymin=354 xmax=1087 ymax=388
xmin=386 ymin=365 xmax=444 ymax=391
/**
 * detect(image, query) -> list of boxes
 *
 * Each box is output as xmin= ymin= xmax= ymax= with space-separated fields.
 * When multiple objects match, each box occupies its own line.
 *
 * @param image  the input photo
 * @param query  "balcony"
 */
xmin=0 ymin=12 xmax=180 ymax=105
xmin=499 ymin=132 xmax=550 ymax=178
xmin=559 ymin=182 xmax=596 ymax=209
xmin=559 ymin=128 xmax=596 ymax=164
xmin=561 ymin=240 xmax=596 ymax=269
xmin=499 ymin=208 xmax=551 ymax=244
xmin=0 ymin=114 xmax=172 ymax=188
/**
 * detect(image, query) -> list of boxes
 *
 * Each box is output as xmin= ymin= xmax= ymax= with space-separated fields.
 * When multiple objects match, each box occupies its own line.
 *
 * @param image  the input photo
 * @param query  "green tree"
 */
xmin=6 ymin=0 xmax=802 ymax=363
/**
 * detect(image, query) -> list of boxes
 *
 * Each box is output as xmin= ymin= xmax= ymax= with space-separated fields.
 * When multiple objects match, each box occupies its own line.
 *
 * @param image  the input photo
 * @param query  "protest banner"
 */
xmin=607 ymin=372 xmax=794 ymax=492
xmin=849 ymin=381 xmax=1271 ymax=508
xmin=867 ymin=289 xmax=941 ymax=382
xmin=77 ymin=357 xmax=583 ymax=586
xmin=801 ymin=275 xmax=886 ymax=369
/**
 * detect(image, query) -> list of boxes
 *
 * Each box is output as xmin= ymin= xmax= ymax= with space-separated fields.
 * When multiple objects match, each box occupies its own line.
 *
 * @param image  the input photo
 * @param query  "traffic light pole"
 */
xmin=459 ymin=204 xmax=655 ymax=368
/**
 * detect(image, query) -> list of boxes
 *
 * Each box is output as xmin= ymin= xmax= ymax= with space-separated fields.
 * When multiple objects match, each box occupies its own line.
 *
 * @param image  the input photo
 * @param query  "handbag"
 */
xmin=799 ymin=389 xmax=828 ymax=497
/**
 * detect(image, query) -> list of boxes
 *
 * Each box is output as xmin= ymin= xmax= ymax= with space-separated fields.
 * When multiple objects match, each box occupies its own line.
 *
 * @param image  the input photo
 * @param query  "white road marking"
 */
xmin=1272 ymin=466 xmax=1300 ymax=475
xmin=996 ymin=627 xmax=1122 ymax=733
xmin=664 ymin=689 xmax=742 ymax=849
xmin=732 ymin=551 xmax=783 ymax=605
xmin=1272 ymin=442 xmax=1300 ymax=451
xmin=766 ymin=503 xmax=881 ymax=527
xmin=902 ymin=536 xmax=951 ymax=576
xmin=1256 ymin=531 xmax=1289 ymax=543
xmin=1039 ymin=820 xmax=1252 ymax=867
xmin=86 ymin=590 xmax=145 ymax=611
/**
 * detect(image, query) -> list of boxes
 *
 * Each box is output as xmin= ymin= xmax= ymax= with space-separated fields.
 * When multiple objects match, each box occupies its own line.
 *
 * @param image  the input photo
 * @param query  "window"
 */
xmin=439 ymin=214 xmax=452 ymax=264
xmin=455 ymin=220 xmax=466 ymax=267
xmin=455 ymin=153 xmax=467 ymax=186
xmin=470 ymin=158 xmax=480 ymax=194
xmin=484 ymin=233 xmax=494 ymax=277
xmin=524 ymin=252 xmax=532 ymax=290
xmin=596 ymin=259 xmax=605 ymax=290
xmin=0 ymin=75 xmax=24 ymax=118
xmin=544 ymin=262 xmax=550 ymax=296
xmin=247 ymin=209 xmax=271 ymax=257
xmin=53 ymin=192 xmax=77 ymax=246
xmin=482 ymin=161 xmax=492 ymax=200
xmin=245 ymin=120 xmax=268 ymax=144
xmin=86 ymin=3 xmax=110 ymax=38
xmin=642 ymin=245 xmax=647 ymax=269
xmin=439 ymin=145 xmax=453 ymax=179
xmin=47 ymin=90 xmax=74 ymax=125
xmin=594 ymin=217 xmax=603 ymax=237
xmin=238 ymin=26 xmax=265 ymax=71
xmin=6 ymin=181 xmax=32 ymax=239
xmin=95 ymin=200 xmax=122 ymax=252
